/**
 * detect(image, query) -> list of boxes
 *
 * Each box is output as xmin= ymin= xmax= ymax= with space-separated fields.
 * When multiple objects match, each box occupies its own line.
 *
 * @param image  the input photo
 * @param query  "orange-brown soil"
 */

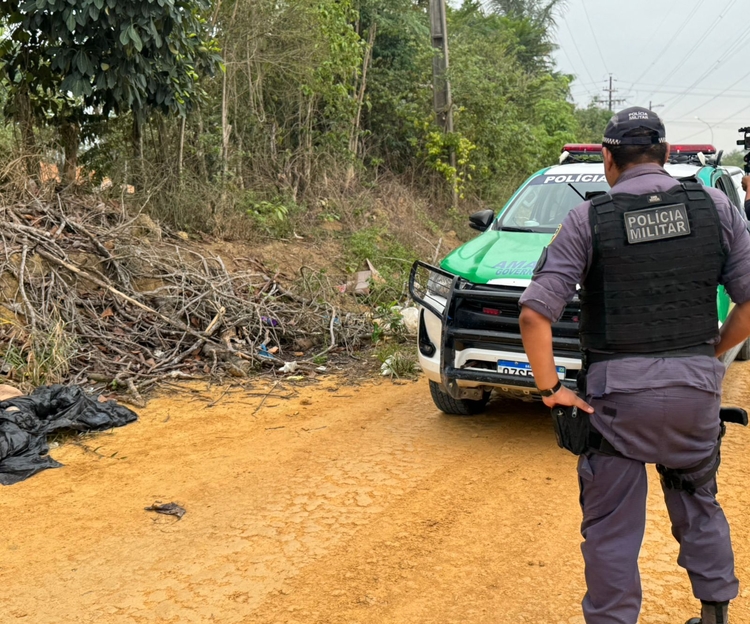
xmin=3 ymin=364 xmax=750 ymax=624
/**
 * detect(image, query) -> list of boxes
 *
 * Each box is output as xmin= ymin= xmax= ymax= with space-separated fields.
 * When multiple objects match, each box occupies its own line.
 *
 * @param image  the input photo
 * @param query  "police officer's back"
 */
xmin=519 ymin=107 xmax=750 ymax=624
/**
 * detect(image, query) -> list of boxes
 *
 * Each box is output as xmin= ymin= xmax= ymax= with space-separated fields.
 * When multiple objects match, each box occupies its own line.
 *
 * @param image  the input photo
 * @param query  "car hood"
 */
xmin=440 ymin=230 xmax=554 ymax=284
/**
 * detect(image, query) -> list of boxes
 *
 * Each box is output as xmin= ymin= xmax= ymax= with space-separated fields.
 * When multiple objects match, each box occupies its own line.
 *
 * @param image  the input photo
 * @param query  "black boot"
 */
xmin=685 ymin=600 xmax=729 ymax=624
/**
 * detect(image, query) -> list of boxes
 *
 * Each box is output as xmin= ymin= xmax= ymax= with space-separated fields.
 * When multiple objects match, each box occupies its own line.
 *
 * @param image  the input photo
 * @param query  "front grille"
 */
xmin=408 ymin=261 xmax=584 ymax=397
xmin=451 ymin=282 xmax=580 ymax=356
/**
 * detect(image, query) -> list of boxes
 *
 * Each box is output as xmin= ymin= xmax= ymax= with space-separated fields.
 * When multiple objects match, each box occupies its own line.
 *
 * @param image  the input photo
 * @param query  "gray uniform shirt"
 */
xmin=519 ymin=162 xmax=750 ymax=402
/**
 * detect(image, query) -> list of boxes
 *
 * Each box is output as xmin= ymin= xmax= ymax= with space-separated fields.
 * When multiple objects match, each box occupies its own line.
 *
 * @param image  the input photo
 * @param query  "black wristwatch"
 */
xmin=538 ymin=380 xmax=562 ymax=397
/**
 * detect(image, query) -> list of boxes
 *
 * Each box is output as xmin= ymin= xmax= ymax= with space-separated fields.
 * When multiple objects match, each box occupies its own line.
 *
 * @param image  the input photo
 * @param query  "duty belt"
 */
xmin=587 ymin=427 xmax=622 ymax=457
xmin=586 ymin=343 xmax=715 ymax=365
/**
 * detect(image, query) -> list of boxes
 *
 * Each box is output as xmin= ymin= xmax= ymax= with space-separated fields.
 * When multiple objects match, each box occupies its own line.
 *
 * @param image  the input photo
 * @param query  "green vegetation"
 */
xmin=0 ymin=0 xmax=609 ymax=271
xmin=1 ymin=0 xmax=221 ymax=182
xmin=2 ymin=321 xmax=78 ymax=391
xmin=376 ymin=343 xmax=420 ymax=379
xmin=574 ymin=104 xmax=614 ymax=144
xmin=722 ymin=150 xmax=748 ymax=169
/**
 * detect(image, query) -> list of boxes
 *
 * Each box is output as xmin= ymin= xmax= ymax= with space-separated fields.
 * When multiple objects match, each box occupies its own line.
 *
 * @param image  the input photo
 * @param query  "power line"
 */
xmin=575 ymin=82 xmax=750 ymax=97
xmin=580 ymin=0 xmax=609 ymax=74
xmin=655 ymin=0 xmax=737 ymax=111
xmin=556 ymin=38 xmax=596 ymax=100
xmin=673 ymin=100 xmax=750 ymax=143
xmin=630 ymin=80 xmax=750 ymax=93
xmin=561 ymin=0 xmax=750 ymax=115
xmin=656 ymin=22 xmax=750 ymax=116
xmin=670 ymin=65 xmax=750 ymax=120
xmin=671 ymin=119 xmax=739 ymax=127
xmin=634 ymin=81 xmax=750 ymax=91
xmin=561 ymin=16 xmax=600 ymax=90
xmin=664 ymin=0 xmax=737 ymax=112
xmin=630 ymin=0 xmax=705 ymax=90
xmin=632 ymin=87 xmax=750 ymax=98
xmin=644 ymin=91 xmax=750 ymax=100
xmin=707 ymin=101 xmax=750 ymax=126
xmin=623 ymin=10 xmax=671 ymax=95
xmin=548 ymin=16 xmax=595 ymax=99
xmin=572 ymin=80 xmax=609 ymax=89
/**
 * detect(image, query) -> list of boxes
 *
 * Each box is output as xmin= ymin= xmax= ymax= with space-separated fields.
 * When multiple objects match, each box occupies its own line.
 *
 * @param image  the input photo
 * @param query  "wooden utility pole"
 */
xmin=603 ymin=74 xmax=626 ymax=112
xmin=429 ymin=0 xmax=458 ymax=208
xmin=429 ymin=0 xmax=453 ymax=133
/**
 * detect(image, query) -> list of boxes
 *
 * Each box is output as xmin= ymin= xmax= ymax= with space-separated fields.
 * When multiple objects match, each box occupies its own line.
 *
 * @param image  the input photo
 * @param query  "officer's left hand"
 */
xmin=742 ymin=175 xmax=750 ymax=192
xmin=543 ymin=385 xmax=594 ymax=413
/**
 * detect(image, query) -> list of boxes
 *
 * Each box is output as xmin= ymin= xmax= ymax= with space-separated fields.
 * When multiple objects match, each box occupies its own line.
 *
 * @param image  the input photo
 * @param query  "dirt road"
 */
xmin=3 ymin=365 xmax=750 ymax=624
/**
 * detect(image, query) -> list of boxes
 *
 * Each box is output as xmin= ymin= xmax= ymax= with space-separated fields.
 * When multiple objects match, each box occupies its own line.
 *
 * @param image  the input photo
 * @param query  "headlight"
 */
xmin=409 ymin=262 xmax=452 ymax=319
xmin=426 ymin=270 xmax=453 ymax=299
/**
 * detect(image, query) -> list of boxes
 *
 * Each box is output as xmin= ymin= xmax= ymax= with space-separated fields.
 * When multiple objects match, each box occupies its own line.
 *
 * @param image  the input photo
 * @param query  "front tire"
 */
xmin=429 ymin=380 xmax=490 ymax=415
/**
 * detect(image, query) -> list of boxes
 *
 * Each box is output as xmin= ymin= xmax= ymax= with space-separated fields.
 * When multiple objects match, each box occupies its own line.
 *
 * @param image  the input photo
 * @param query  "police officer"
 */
xmin=518 ymin=106 xmax=750 ymax=624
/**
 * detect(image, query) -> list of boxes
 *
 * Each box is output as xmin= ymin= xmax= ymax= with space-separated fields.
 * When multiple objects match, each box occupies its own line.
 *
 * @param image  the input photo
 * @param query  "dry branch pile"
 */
xmin=0 ymin=190 xmax=373 ymax=405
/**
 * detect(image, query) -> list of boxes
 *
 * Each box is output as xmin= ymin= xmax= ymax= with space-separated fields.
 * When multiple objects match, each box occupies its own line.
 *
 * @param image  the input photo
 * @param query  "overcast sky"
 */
xmin=552 ymin=0 xmax=750 ymax=153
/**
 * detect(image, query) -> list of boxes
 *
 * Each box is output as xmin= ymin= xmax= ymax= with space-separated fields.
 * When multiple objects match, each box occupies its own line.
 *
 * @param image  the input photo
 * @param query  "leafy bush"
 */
xmin=371 ymin=303 xmax=407 ymax=343
xmin=241 ymin=193 xmax=302 ymax=238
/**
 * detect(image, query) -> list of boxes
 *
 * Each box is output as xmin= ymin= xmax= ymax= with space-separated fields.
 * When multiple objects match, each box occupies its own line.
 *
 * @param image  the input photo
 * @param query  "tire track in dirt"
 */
xmin=1 ymin=365 xmax=750 ymax=624
xmin=0 ymin=381 xmax=525 ymax=623
xmin=248 ymin=403 xmax=588 ymax=624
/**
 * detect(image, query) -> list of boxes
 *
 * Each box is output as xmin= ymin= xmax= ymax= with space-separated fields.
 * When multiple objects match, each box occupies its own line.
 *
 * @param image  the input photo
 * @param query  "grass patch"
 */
xmin=344 ymin=226 xmax=416 ymax=275
xmin=371 ymin=303 xmax=409 ymax=343
xmin=1 ymin=321 xmax=78 ymax=392
xmin=375 ymin=343 xmax=419 ymax=379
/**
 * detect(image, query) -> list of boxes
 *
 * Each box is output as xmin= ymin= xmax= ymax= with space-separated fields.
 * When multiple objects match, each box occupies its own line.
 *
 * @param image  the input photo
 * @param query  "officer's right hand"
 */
xmin=543 ymin=385 xmax=594 ymax=413
xmin=742 ymin=175 xmax=750 ymax=192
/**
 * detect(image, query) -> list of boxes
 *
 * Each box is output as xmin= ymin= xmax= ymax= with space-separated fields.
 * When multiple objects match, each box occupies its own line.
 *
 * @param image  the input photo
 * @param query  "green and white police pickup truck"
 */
xmin=409 ymin=144 xmax=750 ymax=415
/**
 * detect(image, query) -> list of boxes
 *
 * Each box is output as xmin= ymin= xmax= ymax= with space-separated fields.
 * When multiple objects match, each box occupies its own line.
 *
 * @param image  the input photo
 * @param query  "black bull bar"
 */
xmin=409 ymin=261 xmax=750 ymax=421
xmin=408 ymin=261 xmax=579 ymax=399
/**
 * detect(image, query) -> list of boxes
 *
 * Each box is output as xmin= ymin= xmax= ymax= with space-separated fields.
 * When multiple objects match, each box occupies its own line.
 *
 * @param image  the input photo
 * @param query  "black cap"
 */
xmin=603 ymin=106 xmax=666 ymax=146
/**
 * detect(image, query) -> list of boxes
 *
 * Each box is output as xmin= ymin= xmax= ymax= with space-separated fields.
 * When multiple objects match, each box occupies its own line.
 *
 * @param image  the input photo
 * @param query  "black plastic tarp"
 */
xmin=0 ymin=385 xmax=138 ymax=485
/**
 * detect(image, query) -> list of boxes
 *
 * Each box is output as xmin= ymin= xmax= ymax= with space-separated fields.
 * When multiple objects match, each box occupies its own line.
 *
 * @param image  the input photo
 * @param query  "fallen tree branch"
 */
xmin=253 ymin=380 xmax=279 ymax=415
xmin=35 ymin=248 xmax=252 ymax=362
xmin=0 ymin=191 xmax=374 ymax=398
xmin=19 ymin=243 xmax=37 ymax=330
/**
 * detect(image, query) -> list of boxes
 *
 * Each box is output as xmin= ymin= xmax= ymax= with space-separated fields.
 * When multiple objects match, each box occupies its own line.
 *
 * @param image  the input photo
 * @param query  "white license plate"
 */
xmin=497 ymin=360 xmax=566 ymax=380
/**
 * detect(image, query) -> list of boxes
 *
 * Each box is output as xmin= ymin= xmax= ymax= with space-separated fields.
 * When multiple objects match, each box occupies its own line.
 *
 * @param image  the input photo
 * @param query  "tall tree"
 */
xmin=488 ymin=0 xmax=566 ymax=24
xmin=0 ymin=0 xmax=222 ymax=183
xmin=485 ymin=0 xmax=566 ymax=72
xmin=215 ymin=0 xmax=361 ymax=198
xmin=574 ymin=103 xmax=612 ymax=143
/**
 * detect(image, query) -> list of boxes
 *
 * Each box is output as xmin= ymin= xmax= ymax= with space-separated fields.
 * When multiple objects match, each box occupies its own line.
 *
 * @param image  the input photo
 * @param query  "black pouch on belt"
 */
xmin=550 ymin=405 xmax=591 ymax=455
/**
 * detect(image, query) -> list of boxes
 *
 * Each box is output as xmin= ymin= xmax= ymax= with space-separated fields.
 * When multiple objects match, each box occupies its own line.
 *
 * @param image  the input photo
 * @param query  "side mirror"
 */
xmin=469 ymin=209 xmax=495 ymax=232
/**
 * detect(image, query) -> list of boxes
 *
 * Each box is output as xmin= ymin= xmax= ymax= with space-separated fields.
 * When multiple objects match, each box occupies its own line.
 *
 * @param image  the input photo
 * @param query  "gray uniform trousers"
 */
xmin=578 ymin=385 xmax=739 ymax=624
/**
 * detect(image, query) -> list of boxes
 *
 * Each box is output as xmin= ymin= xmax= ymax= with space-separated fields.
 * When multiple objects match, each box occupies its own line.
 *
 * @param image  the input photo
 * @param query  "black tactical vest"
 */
xmin=579 ymin=181 xmax=727 ymax=354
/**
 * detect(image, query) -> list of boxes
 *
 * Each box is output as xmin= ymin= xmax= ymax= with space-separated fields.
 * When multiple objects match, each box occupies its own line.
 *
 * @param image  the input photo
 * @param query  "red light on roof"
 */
xmin=670 ymin=144 xmax=716 ymax=154
xmin=562 ymin=144 xmax=602 ymax=153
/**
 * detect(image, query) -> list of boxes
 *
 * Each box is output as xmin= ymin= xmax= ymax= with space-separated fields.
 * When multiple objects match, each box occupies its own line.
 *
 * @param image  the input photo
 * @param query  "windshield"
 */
xmin=497 ymin=172 xmax=610 ymax=233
